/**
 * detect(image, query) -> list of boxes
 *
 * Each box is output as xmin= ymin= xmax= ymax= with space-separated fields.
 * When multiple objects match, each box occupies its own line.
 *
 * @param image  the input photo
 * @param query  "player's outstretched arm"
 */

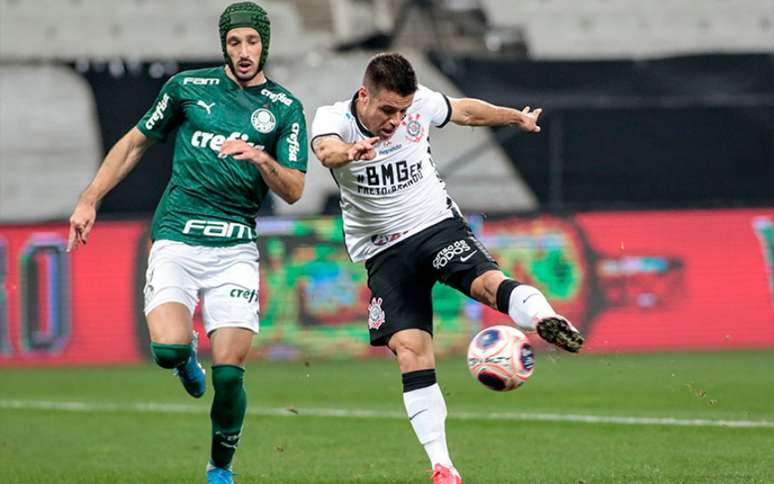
xmin=312 ymin=135 xmax=380 ymax=168
xmin=67 ymin=127 xmax=155 ymax=252
xmin=449 ymin=98 xmax=542 ymax=133
xmin=219 ymin=140 xmax=305 ymax=204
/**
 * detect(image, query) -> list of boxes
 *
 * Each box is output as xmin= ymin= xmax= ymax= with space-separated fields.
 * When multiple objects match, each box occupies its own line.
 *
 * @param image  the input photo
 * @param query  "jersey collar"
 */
xmin=350 ymin=92 xmax=376 ymax=138
xmin=220 ymin=66 xmax=271 ymax=92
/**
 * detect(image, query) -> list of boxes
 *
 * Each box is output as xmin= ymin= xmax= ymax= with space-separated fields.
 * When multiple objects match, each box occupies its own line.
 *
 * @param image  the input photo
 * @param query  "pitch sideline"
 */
xmin=1 ymin=398 xmax=772 ymax=429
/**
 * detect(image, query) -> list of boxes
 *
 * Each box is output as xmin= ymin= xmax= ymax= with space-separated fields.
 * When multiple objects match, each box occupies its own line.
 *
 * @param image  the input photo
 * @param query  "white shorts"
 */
xmin=144 ymin=240 xmax=260 ymax=334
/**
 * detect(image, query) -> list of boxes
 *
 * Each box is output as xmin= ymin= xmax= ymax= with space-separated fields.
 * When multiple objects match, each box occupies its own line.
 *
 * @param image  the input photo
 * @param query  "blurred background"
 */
xmin=1 ymin=0 xmax=773 ymax=364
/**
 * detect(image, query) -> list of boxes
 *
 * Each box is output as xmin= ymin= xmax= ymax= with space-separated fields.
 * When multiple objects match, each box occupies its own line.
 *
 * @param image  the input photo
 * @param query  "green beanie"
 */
xmin=219 ymin=2 xmax=271 ymax=71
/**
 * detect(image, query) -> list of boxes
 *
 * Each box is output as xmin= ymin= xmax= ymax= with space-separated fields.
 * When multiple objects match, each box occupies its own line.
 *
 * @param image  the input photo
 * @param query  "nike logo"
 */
xmin=196 ymin=100 xmax=215 ymax=115
xmin=409 ymin=408 xmax=428 ymax=421
xmin=460 ymin=250 xmax=478 ymax=262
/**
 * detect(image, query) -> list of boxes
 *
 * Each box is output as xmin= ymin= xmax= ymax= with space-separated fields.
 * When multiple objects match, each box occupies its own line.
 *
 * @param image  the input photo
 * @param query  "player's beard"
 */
xmin=227 ymin=57 xmax=259 ymax=82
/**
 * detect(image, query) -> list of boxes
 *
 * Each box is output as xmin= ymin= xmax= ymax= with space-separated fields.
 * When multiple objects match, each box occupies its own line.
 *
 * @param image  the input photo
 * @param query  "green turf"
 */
xmin=1 ymin=350 xmax=773 ymax=483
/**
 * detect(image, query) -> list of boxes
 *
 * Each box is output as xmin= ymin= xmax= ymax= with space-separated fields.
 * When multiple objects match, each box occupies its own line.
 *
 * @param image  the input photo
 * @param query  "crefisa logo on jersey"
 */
xmin=230 ymin=287 xmax=259 ymax=304
xmin=402 ymin=113 xmax=424 ymax=143
xmin=367 ymin=297 xmax=386 ymax=330
xmin=251 ymin=108 xmax=276 ymax=134
xmin=145 ymin=93 xmax=171 ymax=130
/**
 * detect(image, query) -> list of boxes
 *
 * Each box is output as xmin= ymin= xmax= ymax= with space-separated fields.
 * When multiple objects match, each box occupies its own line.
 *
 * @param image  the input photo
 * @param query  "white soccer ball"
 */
xmin=467 ymin=325 xmax=535 ymax=391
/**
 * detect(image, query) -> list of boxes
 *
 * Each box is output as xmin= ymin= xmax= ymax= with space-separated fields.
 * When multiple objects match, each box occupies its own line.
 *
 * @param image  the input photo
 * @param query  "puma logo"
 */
xmin=196 ymin=100 xmax=215 ymax=115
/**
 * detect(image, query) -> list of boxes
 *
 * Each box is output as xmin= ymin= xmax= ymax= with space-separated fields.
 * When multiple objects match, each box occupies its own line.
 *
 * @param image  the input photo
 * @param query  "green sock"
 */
xmin=150 ymin=342 xmax=191 ymax=369
xmin=210 ymin=365 xmax=247 ymax=469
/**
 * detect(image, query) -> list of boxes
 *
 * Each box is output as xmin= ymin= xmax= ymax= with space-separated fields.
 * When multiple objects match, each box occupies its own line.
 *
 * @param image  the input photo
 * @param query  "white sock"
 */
xmin=403 ymin=383 xmax=453 ymax=468
xmin=508 ymin=284 xmax=557 ymax=331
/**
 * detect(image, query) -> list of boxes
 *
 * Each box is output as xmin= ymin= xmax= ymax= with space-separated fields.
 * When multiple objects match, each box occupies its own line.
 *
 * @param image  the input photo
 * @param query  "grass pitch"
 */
xmin=1 ymin=350 xmax=773 ymax=483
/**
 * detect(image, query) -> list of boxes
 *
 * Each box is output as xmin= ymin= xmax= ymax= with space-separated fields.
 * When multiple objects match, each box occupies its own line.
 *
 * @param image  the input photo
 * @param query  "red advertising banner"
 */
xmin=1 ymin=208 xmax=773 ymax=366
xmin=575 ymin=209 xmax=774 ymax=352
xmin=0 ymin=222 xmax=147 ymax=366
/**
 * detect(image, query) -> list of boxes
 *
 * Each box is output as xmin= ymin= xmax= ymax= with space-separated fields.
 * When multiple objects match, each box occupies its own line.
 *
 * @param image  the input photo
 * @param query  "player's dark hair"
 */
xmin=363 ymin=53 xmax=418 ymax=97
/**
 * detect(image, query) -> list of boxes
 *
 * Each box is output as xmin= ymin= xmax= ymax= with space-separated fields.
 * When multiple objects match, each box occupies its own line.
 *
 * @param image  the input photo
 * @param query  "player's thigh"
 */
xmin=144 ymin=241 xmax=199 ymax=343
xmin=424 ymin=217 xmax=499 ymax=297
xmin=201 ymin=258 xmax=260 ymax=336
xmin=146 ymin=302 xmax=194 ymax=343
xmin=366 ymin=247 xmax=434 ymax=347
xmin=210 ymin=327 xmax=254 ymax=366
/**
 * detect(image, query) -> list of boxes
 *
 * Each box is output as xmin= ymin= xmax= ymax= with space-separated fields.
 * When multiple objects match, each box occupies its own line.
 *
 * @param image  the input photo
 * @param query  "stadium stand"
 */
xmin=0 ymin=0 xmax=329 ymax=60
xmin=478 ymin=0 xmax=774 ymax=58
xmin=0 ymin=65 xmax=101 ymax=222
xmin=2 ymin=0 xmax=772 ymax=220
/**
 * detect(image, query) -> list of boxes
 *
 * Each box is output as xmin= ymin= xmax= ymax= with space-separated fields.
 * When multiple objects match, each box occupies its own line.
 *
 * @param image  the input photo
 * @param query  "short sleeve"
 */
xmin=136 ymin=76 xmax=184 ymax=142
xmin=418 ymin=85 xmax=452 ymax=128
xmin=275 ymin=103 xmax=308 ymax=172
xmin=311 ymin=105 xmax=351 ymax=143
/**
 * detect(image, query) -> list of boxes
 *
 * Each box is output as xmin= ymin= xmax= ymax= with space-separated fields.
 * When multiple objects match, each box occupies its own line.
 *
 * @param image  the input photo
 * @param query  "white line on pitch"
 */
xmin=1 ymin=399 xmax=772 ymax=429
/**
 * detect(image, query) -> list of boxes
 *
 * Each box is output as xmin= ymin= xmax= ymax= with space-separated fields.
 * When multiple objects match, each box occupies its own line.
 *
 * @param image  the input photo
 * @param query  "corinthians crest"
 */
xmin=367 ymin=297 xmax=386 ymax=330
xmin=251 ymin=108 xmax=276 ymax=134
xmin=402 ymin=112 xmax=424 ymax=143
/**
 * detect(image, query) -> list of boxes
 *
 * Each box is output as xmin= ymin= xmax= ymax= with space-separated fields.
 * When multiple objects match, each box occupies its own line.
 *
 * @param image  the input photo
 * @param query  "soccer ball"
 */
xmin=467 ymin=325 xmax=535 ymax=391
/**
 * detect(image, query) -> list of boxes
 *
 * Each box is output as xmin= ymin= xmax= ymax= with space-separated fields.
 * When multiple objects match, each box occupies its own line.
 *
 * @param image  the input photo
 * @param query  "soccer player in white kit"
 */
xmin=311 ymin=53 xmax=584 ymax=484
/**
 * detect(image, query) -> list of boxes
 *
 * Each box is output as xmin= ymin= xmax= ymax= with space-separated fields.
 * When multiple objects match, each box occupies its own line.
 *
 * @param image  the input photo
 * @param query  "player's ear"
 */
xmin=357 ymin=86 xmax=368 ymax=103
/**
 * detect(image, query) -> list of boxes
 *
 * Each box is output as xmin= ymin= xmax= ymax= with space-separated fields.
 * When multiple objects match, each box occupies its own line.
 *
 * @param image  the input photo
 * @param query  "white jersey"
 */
xmin=312 ymin=85 xmax=457 ymax=262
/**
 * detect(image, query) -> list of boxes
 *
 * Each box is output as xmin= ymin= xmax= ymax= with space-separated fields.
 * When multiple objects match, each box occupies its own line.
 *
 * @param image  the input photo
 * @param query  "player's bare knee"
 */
xmin=389 ymin=333 xmax=434 ymax=372
xmin=210 ymin=328 xmax=253 ymax=366
xmin=149 ymin=333 xmax=192 ymax=346
xmin=211 ymin=342 xmax=251 ymax=366
xmin=393 ymin=344 xmax=418 ymax=364
xmin=470 ymin=270 xmax=507 ymax=308
xmin=146 ymin=302 xmax=193 ymax=344
xmin=396 ymin=349 xmax=434 ymax=373
xmin=211 ymin=350 xmax=248 ymax=367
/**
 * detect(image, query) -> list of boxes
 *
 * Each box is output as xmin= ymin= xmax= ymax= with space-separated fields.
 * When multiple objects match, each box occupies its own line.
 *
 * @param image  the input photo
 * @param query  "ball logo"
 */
xmin=520 ymin=344 xmax=535 ymax=371
xmin=476 ymin=328 xmax=501 ymax=350
xmin=367 ymin=297 xmax=386 ymax=330
xmin=251 ymin=108 xmax=276 ymax=134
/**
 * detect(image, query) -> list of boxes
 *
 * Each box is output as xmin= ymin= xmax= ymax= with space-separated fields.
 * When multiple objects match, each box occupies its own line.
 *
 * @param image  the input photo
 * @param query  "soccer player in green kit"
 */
xmin=66 ymin=3 xmax=307 ymax=483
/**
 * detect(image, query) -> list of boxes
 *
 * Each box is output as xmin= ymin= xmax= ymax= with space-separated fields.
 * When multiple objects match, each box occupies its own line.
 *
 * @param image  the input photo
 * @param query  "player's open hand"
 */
xmin=518 ymin=106 xmax=542 ymax=133
xmin=67 ymin=201 xmax=97 ymax=252
xmin=347 ymin=136 xmax=379 ymax=161
xmin=219 ymin=139 xmax=269 ymax=166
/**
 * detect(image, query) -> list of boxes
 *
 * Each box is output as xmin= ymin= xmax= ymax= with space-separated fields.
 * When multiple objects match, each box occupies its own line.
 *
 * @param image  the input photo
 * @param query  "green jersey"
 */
xmin=137 ymin=66 xmax=308 ymax=246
